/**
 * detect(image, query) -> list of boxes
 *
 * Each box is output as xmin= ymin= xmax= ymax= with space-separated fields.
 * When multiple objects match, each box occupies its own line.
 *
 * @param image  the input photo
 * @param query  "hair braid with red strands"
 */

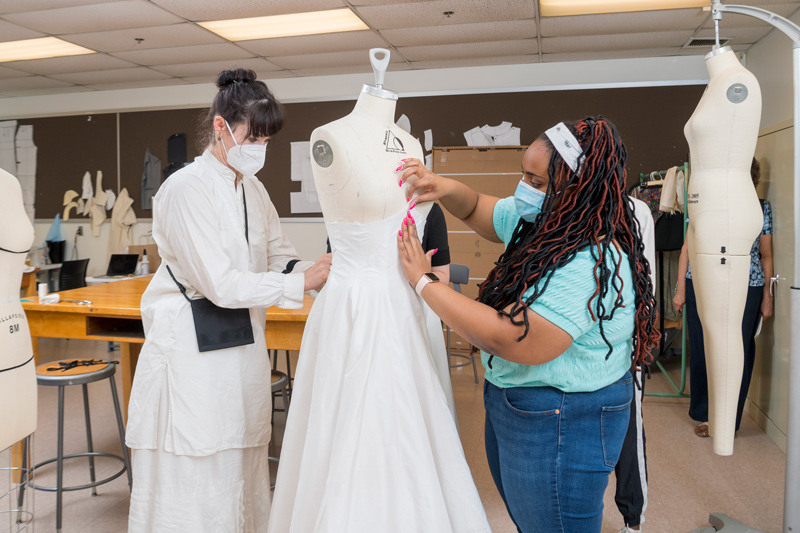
xmin=477 ymin=116 xmax=660 ymax=371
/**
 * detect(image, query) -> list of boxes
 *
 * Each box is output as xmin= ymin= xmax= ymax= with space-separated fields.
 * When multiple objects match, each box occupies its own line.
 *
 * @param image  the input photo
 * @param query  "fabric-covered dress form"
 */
xmin=268 ymin=210 xmax=490 ymax=532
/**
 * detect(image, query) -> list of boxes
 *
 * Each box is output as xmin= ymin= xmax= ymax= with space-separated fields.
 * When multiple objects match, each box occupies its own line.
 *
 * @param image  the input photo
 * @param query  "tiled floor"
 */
xmin=0 ymin=338 xmax=786 ymax=532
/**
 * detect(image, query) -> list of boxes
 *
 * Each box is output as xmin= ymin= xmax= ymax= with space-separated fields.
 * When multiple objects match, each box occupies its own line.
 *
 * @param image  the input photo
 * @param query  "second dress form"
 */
xmin=0 ymin=168 xmax=37 ymax=451
xmin=684 ymin=47 xmax=763 ymax=455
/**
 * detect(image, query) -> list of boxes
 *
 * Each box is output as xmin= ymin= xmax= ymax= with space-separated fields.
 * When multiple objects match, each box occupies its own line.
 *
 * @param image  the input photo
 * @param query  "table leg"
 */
xmin=11 ymin=440 xmax=24 ymax=483
xmin=30 ymin=336 xmax=39 ymax=366
xmin=120 ymin=343 xmax=142 ymax=423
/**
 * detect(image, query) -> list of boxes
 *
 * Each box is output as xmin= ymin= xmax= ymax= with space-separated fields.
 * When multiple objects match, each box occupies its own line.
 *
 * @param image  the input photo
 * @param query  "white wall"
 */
xmin=744 ymin=10 xmax=800 ymax=451
xmin=746 ymin=10 xmax=800 ymax=129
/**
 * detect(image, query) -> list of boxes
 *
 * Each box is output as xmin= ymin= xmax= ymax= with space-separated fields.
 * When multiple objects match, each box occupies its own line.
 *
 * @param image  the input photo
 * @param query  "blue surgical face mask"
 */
xmin=514 ymin=179 xmax=546 ymax=222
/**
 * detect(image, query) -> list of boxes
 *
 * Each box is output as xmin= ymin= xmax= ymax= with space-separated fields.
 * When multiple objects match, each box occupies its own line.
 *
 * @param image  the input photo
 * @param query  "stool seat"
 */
xmin=36 ymin=359 xmax=115 ymax=387
xmin=271 ymin=370 xmax=287 ymax=389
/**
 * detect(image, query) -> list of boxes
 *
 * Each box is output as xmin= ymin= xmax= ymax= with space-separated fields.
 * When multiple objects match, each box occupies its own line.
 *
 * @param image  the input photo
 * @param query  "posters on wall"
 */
xmin=0 ymin=120 xmax=37 ymax=222
xmin=289 ymin=141 xmax=322 ymax=214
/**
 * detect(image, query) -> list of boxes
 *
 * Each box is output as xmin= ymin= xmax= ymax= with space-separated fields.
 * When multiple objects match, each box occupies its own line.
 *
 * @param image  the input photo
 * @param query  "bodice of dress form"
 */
xmin=310 ymin=89 xmax=424 ymax=224
xmin=0 ymin=168 xmax=37 ymax=451
xmin=684 ymin=47 xmax=763 ymax=255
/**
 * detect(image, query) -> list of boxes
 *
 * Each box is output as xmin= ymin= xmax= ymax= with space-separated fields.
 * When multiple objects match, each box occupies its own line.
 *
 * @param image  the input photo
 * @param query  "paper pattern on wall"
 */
xmin=15 ymin=125 xmax=37 ymax=222
xmin=0 ymin=120 xmax=17 ymax=175
xmin=290 ymin=141 xmax=322 ymax=214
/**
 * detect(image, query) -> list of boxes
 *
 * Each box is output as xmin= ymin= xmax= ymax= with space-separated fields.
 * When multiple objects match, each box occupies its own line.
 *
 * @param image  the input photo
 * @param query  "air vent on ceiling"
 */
xmin=685 ymin=37 xmax=730 ymax=48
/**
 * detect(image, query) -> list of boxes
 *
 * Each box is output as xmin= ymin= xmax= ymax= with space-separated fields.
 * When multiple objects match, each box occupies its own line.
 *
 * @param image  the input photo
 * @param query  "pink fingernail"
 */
xmin=410 ymin=215 xmax=415 ymax=223
xmin=395 ymin=165 xmax=403 ymax=171
xmin=401 ymin=158 xmax=408 ymax=161
xmin=398 ymin=179 xmax=403 ymax=187
xmin=409 ymin=203 xmax=416 ymax=210
xmin=406 ymin=196 xmax=411 ymax=202
xmin=399 ymin=230 xmax=402 ymax=237
xmin=433 ymin=248 xmax=438 ymax=255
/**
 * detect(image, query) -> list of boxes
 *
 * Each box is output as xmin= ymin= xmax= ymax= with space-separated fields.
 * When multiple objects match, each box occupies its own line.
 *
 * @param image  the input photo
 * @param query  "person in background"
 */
xmin=125 ymin=68 xmax=331 ymax=533
xmin=615 ymin=195 xmax=656 ymax=533
xmin=673 ymin=157 xmax=773 ymax=438
xmin=397 ymin=116 xmax=660 ymax=531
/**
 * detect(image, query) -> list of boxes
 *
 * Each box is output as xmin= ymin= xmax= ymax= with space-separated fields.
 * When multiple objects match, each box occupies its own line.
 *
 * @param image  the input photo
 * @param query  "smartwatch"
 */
xmin=415 ymin=272 xmax=440 ymax=296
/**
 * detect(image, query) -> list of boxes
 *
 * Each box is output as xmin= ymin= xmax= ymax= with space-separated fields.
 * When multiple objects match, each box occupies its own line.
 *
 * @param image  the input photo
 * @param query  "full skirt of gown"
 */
xmin=268 ymin=212 xmax=490 ymax=532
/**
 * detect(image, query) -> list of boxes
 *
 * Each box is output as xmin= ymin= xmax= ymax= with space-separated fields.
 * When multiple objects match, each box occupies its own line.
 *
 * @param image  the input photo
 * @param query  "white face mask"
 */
xmin=222 ymin=120 xmax=266 ymax=176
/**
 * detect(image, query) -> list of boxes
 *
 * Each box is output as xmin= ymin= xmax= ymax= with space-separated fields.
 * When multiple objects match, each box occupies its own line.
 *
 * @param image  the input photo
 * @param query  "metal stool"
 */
xmin=447 ymin=263 xmax=479 ymax=383
xmin=269 ymin=370 xmax=290 ymax=489
xmin=271 ymin=349 xmax=293 ymax=396
xmin=20 ymin=359 xmax=132 ymax=532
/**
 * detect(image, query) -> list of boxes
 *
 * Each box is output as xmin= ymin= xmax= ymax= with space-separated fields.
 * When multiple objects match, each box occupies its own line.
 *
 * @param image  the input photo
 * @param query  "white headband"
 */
xmin=545 ymin=122 xmax=585 ymax=173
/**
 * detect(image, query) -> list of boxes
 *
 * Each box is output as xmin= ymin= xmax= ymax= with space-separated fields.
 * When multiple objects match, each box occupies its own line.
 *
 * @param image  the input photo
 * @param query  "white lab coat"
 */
xmin=126 ymin=150 xmax=311 ymax=532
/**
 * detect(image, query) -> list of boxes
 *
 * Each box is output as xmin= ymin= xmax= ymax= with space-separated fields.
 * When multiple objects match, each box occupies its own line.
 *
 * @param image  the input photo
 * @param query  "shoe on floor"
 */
xmin=619 ymin=527 xmax=640 ymax=533
xmin=694 ymin=422 xmax=709 ymax=438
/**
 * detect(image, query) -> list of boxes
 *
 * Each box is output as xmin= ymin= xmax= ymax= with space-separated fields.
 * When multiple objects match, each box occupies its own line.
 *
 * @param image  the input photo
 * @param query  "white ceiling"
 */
xmin=0 ymin=0 xmax=797 ymax=98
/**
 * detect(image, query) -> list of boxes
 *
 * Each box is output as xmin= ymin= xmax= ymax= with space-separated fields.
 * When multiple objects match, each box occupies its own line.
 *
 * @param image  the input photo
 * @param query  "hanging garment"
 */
xmin=81 ymin=171 xmax=93 ymax=203
xmin=15 ymin=125 xmax=37 ymax=222
xmin=0 ymin=120 xmax=17 ymax=174
xmin=638 ymin=186 xmax=663 ymax=225
xmin=464 ymin=121 xmax=521 ymax=147
xmin=126 ymin=150 xmax=312 ymax=533
xmin=268 ymin=211 xmax=490 ymax=533
xmin=90 ymin=171 xmax=109 ymax=237
xmin=659 ymin=166 xmax=685 ymax=214
xmin=141 ymin=148 xmax=162 ymax=210
xmin=107 ymin=188 xmax=137 ymax=257
xmin=105 ymin=189 xmax=116 ymax=210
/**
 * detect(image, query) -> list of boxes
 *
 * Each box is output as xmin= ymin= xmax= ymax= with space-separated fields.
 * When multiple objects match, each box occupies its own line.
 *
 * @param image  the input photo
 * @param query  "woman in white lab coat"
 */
xmin=126 ymin=69 xmax=331 ymax=533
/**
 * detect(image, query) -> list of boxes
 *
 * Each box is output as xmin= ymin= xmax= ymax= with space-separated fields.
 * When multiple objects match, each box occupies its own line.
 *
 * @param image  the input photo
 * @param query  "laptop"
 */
xmin=96 ymin=254 xmax=140 ymax=278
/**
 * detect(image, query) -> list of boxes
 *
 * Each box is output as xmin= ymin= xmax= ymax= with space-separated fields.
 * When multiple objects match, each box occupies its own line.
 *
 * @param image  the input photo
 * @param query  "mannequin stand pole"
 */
xmin=697 ymin=3 xmax=800 ymax=532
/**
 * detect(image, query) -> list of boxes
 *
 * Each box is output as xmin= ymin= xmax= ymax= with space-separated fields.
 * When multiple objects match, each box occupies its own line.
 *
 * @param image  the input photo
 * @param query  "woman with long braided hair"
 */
xmin=397 ymin=116 xmax=659 ymax=531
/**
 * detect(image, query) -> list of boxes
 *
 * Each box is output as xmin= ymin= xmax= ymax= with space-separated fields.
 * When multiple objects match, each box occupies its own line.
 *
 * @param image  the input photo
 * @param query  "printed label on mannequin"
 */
xmin=9 ymin=323 xmax=19 ymax=333
xmin=1 ymin=313 xmax=24 ymax=323
xmin=726 ymin=84 xmax=748 ymax=104
xmin=688 ymin=192 xmax=699 ymax=205
xmin=312 ymin=140 xmax=333 ymax=168
xmin=383 ymin=130 xmax=406 ymax=154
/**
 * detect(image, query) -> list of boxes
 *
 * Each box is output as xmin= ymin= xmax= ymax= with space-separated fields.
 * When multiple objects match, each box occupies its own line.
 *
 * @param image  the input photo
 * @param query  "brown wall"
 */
xmin=18 ymin=84 xmax=703 ymax=219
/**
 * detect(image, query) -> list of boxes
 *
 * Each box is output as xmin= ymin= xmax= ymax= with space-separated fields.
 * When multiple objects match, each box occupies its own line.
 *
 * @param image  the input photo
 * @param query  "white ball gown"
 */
xmin=268 ymin=210 xmax=491 ymax=532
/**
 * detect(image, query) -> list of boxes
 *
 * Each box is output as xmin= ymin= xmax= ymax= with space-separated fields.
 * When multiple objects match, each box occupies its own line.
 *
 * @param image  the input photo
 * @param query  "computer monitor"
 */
xmin=105 ymin=254 xmax=139 ymax=277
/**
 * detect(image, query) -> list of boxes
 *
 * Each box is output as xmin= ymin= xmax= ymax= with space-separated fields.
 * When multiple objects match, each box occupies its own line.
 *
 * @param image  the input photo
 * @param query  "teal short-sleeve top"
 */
xmin=480 ymin=197 xmax=635 ymax=392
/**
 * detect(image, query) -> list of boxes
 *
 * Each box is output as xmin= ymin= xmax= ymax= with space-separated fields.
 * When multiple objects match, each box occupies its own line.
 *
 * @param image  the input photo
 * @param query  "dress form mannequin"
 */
xmin=310 ymin=51 xmax=423 ymax=224
xmin=683 ymin=46 xmax=763 ymax=455
xmin=0 ymin=168 xmax=37 ymax=451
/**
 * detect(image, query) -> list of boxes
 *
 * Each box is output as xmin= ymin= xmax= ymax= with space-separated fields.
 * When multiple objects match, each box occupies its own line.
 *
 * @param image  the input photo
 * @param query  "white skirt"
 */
xmin=128 ymin=382 xmax=271 ymax=533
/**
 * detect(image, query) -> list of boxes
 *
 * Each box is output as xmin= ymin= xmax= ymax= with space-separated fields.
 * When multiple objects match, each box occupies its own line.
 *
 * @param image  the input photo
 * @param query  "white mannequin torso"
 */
xmin=310 ymin=89 xmax=424 ymax=224
xmin=0 ymin=168 xmax=37 ymax=451
xmin=683 ymin=47 xmax=763 ymax=456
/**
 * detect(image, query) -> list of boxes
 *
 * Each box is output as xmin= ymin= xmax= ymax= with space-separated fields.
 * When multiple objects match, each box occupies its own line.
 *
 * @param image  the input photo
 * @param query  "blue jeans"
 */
xmin=484 ymin=373 xmax=633 ymax=532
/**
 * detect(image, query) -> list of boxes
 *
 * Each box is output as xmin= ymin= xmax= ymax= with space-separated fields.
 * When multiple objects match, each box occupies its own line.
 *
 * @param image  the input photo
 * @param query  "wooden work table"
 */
xmin=21 ymin=276 xmax=313 ymax=419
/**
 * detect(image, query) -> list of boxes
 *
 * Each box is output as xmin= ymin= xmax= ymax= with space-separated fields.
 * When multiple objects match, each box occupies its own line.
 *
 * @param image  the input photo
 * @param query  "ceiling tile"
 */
xmin=541 ymin=8 xmax=708 ymax=37
xmin=0 ymin=85 xmax=95 ymax=98
xmin=149 ymin=0 xmax=345 ymax=22
xmin=0 ymin=20 xmax=46 ymax=43
xmin=542 ymin=30 xmax=694 ymax=54
xmin=151 ymin=57 xmax=283 ymax=78
xmin=0 ymin=65 xmax=33 ymax=79
xmin=694 ymin=25 xmax=772 ymax=45
xmin=409 ymin=55 xmax=539 ymax=70
xmin=238 ymin=31 xmax=385 ymax=57
xmin=355 ymin=0 xmax=536 ymax=30
xmin=111 ymin=43 xmax=254 ymax=66
xmin=49 ymin=66 xmax=173 ymax=85
xmin=3 ymin=1 xmax=183 ymax=34
xmin=83 ymin=77 xmax=187 ymax=91
xmin=0 ymin=76 xmax=75 ymax=91
xmin=269 ymin=49 xmax=405 ymax=70
xmin=399 ymin=39 xmax=537 ymax=62
xmin=381 ymin=20 xmax=535 ymax=48
xmin=2 ymin=54 xmax=137 ymax=75
xmin=61 ymin=24 xmax=225 ymax=53
xmin=0 ymin=0 xmax=125 ymax=14
xmin=703 ymin=3 xmax=799 ymax=28
xmin=180 ymin=70 xmax=297 ymax=85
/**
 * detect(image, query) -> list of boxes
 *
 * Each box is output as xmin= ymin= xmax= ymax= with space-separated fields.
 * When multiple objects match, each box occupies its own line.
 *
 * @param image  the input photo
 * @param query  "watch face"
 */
xmin=425 ymin=273 xmax=440 ymax=282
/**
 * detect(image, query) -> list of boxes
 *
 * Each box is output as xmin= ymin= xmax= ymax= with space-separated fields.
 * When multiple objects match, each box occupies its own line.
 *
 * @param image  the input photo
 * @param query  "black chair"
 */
xmin=58 ymin=259 xmax=89 ymax=291
xmin=447 ymin=263 xmax=479 ymax=384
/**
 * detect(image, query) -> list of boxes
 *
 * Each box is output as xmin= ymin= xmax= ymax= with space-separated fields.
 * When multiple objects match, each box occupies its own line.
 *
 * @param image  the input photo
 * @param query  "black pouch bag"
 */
xmin=165 ymin=186 xmax=254 ymax=352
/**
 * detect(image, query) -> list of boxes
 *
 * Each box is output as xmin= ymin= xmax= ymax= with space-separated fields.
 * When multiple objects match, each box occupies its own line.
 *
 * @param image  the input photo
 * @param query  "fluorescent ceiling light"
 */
xmin=0 ymin=37 xmax=95 ymax=62
xmin=199 ymin=8 xmax=369 ymax=41
xmin=540 ymin=0 xmax=708 ymax=17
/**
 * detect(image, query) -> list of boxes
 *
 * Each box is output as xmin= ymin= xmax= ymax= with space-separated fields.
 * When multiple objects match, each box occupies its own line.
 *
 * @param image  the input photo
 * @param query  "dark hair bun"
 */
xmin=216 ymin=68 xmax=258 ymax=90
